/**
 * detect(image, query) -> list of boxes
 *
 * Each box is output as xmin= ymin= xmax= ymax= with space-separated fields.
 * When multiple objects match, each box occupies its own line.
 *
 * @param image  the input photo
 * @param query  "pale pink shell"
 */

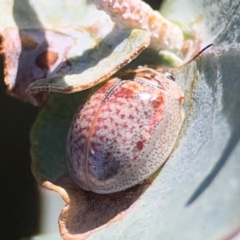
xmin=67 ymin=68 xmax=184 ymax=194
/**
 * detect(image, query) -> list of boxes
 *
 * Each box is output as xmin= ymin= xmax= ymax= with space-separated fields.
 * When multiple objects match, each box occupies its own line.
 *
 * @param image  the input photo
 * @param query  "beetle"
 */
xmin=66 ymin=66 xmax=184 ymax=194
xmin=26 ymin=19 xmax=211 ymax=193
xmin=65 ymin=44 xmax=212 ymax=194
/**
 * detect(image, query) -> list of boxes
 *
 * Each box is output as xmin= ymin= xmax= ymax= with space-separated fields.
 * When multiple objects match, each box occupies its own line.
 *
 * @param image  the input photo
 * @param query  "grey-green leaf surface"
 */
xmin=30 ymin=0 xmax=240 ymax=239
xmin=30 ymin=90 xmax=90 ymax=183
xmin=84 ymin=1 xmax=240 ymax=240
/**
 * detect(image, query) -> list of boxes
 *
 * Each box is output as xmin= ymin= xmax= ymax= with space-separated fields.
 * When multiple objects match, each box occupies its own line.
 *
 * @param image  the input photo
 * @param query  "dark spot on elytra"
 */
xmin=97 ymin=156 xmax=120 ymax=181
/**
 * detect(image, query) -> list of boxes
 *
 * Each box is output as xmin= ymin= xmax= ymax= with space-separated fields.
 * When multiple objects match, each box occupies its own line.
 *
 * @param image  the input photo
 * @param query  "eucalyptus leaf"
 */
xmin=30 ymin=0 xmax=240 ymax=239
xmin=0 ymin=0 xmax=114 ymax=105
xmin=27 ymin=29 xmax=150 ymax=94
xmin=30 ymin=90 xmax=90 ymax=183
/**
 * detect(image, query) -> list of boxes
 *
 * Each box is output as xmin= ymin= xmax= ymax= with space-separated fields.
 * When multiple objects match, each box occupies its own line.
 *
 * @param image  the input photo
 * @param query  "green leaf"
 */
xmin=30 ymin=0 xmax=240 ymax=239
xmin=30 ymin=91 xmax=89 ymax=183
xmin=27 ymin=29 xmax=150 ymax=94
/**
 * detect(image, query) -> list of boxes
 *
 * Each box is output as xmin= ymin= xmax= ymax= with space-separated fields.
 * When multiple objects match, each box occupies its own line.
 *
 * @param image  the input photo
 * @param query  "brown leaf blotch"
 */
xmin=35 ymin=51 xmax=59 ymax=70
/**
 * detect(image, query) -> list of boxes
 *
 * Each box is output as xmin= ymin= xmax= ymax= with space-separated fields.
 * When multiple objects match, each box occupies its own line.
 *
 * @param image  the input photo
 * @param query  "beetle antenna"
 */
xmin=172 ymin=43 xmax=213 ymax=72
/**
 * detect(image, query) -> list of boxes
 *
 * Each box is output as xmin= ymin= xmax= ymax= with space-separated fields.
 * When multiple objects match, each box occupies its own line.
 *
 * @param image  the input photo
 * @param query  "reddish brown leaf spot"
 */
xmin=35 ymin=51 xmax=58 ymax=70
